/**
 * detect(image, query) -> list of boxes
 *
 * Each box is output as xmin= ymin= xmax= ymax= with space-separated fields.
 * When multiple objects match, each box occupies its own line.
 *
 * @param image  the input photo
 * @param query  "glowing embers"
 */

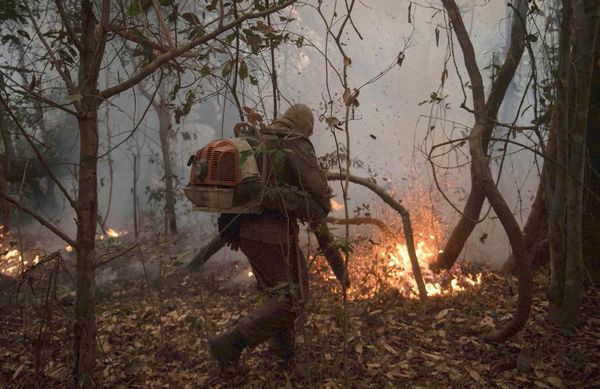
xmin=64 ymin=227 xmax=127 ymax=252
xmin=97 ymin=227 xmax=127 ymax=241
xmin=0 ymin=236 xmax=41 ymax=277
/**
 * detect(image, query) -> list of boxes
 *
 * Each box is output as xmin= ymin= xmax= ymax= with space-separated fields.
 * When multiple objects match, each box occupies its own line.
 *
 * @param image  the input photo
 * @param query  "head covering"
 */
xmin=268 ymin=104 xmax=314 ymax=137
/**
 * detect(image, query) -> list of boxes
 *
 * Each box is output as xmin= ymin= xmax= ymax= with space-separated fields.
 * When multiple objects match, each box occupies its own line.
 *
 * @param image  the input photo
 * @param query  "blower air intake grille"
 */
xmin=190 ymin=140 xmax=239 ymax=187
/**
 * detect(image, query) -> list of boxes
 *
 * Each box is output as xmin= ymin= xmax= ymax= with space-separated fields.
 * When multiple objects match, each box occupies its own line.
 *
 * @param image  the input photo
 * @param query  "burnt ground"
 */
xmin=0 ymin=246 xmax=599 ymax=388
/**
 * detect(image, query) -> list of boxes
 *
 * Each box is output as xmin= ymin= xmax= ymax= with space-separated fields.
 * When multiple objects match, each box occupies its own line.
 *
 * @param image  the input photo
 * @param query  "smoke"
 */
xmin=5 ymin=1 xmax=544 ymax=273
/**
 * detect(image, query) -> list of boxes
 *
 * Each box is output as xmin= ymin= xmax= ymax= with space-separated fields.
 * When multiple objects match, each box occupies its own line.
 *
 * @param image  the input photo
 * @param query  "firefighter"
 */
xmin=208 ymin=104 xmax=341 ymax=370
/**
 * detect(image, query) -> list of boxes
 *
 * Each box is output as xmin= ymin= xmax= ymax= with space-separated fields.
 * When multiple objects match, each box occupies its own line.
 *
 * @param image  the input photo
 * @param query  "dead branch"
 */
xmin=0 ymin=192 xmax=75 ymax=247
xmin=101 ymin=0 xmax=297 ymax=99
xmin=0 ymin=95 xmax=77 ymax=210
xmin=95 ymin=244 xmax=139 ymax=269
xmin=327 ymin=172 xmax=428 ymax=302
xmin=325 ymin=216 xmax=393 ymax=237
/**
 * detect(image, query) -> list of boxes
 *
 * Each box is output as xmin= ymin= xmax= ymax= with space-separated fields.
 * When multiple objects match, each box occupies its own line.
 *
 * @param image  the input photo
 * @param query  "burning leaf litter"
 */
xmin=317 ymin=194 xmax=483 ymax=300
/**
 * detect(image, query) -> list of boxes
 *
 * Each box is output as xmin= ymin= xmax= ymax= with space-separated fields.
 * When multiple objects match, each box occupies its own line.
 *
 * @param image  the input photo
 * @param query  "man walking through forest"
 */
xmin=208 ymin=104 xmax=340 ymax=370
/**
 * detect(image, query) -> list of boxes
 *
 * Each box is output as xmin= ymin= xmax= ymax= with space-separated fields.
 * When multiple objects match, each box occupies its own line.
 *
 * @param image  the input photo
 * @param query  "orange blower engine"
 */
xmin=183 ymin=136 xmax=262 ymax=213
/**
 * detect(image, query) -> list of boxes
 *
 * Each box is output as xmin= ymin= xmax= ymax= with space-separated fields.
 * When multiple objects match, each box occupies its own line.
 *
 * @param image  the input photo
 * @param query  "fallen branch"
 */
xmin=326 ymin=172 xmax=427 ymax=302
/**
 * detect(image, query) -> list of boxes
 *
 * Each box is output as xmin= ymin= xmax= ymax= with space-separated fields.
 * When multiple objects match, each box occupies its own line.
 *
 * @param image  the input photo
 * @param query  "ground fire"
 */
xmin=315 ymin=195 xmax=483 ymax=300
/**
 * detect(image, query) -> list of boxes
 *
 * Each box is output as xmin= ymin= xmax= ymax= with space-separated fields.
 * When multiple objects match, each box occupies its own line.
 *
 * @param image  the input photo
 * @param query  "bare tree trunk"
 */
xmin=139 ymin=81 xmax=178 ymax=236
xmin=583 ymin=32 xmax=600 ymax=285
xmin=133 ymin=154 xmax=139 ymax=240
xmin=73 ymin=101 xmax=100 ymax=386
xmin=434 ymin=0 xmax=528 ymax=271
xmin=441 ymin=0 xmax=532 ymax=342
xmin=0 ymin=113 xmax=11 ymax=231
xmin=551 ymin=1 xmax=599 ymax=329
xmin=72 ymin=1 xmax=108 ymax=385
xmin=157 ymin=90 xmax=178 ymax=235
xmin=548 ymin=0 xmax=572 ymax=326
xmin=502 ymin=162 xmax=550 ymax=274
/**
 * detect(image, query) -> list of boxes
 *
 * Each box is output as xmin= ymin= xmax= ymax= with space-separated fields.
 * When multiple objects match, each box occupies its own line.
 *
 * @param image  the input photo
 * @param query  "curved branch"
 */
xmin=327 ymin=172 xmax=427 ymax=302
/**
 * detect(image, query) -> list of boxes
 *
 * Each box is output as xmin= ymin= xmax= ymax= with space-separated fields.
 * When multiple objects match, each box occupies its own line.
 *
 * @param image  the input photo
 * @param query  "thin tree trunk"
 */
xmin=434 ymin=0 xmax=528 ymax=271
xmin=73 ymin=100 xmax=100 ymax=386
xmin=72 ymin=1 xmax=108 ymax=385
xmin=139 ymin=81 xmax=178 ymax=235
xmin=583 ymin=31 xmax=600 ymax=285
xmin=548 ymin=0 xmax=573 ymax=323
xmin=555 ymin=1 xmax=599 ymax=328
xmin=0 ymin=113 xmax=11 ymax=231
xmin=157 ymin=91 xmax=177 ymax=235
xmin=133 ymin=154 xmax=139 ymax=240
xmin=441 ymin=0 xmax=532 ymax=342
xmin=326 ymin=172 xmax=428 ymax=302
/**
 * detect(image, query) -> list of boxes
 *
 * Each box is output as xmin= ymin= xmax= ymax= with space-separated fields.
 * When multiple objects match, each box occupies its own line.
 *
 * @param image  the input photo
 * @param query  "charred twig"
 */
xmin=95 ymin=244 xmax=139 ymax=269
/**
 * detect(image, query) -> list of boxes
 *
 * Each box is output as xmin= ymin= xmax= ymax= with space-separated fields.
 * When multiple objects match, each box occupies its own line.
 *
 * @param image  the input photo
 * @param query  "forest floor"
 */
xmin=0 ymin=235 xmax=599 ymax=388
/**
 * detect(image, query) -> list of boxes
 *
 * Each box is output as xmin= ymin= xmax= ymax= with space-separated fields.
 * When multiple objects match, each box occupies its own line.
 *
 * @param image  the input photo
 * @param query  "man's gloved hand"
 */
xmin=311 ymin=222 xmax=350 ymax=288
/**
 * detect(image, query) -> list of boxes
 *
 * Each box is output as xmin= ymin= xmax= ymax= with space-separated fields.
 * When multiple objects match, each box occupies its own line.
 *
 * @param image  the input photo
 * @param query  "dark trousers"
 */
xmin=234 ymin=235 xmax=308 ymax=349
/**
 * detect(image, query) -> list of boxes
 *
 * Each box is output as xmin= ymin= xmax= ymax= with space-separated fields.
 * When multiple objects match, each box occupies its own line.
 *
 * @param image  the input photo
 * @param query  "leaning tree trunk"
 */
xmin=157 ymin=92 xmax=178 ymax=235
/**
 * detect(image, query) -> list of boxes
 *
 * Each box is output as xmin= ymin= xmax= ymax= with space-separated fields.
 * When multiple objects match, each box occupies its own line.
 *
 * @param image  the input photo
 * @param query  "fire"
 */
xmin=331 ymin=199 xmax=344 ymax=211
xmin=65 ymin=245 xmax=73 ymax=253
xmin=106 ymin=228 xmax=120 ymax=238
xmin=97 ymin=227 xmax=127 ymax=241
xmin=248 ymin=271 xmax=254 ymax=277
xmin=379 ymin=236 xmax=482 ymax=298
xmin=0 ymin=249 xmax=43 ymax=277
xmin=318 ymin=187 xmax=483 ymax=300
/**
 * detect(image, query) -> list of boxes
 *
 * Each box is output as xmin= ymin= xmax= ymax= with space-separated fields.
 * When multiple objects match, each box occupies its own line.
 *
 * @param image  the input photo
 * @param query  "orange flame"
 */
xmin=318 ymin=187 xmax=483 ymax=299
xmin=106 ymin=228 xmax=120 ymax=238
xmin=331 ymin=199 xmax=344 ymax=211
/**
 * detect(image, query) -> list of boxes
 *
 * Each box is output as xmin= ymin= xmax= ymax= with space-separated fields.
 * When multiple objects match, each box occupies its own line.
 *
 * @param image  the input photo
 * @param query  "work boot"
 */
xmin=208 ymin=330 xmax=246 ymax=368
xmin=269 ymin=330 xmax=295 ymax=367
